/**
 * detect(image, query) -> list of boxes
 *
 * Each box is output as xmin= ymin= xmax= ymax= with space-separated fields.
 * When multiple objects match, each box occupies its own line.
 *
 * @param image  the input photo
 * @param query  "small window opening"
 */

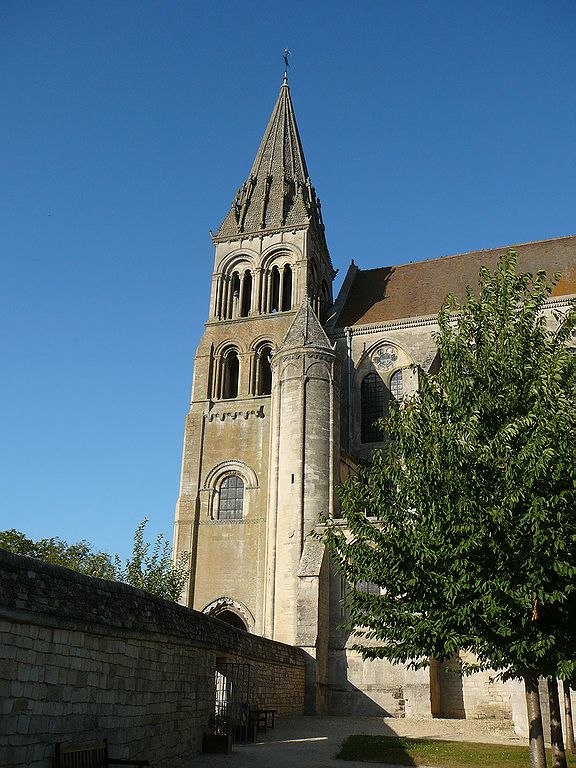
xmin=270 ymin=267 xmax=280 ymax=313
xmin=281 ymin=265 xmax=292 ymax=311
xmin=226 ymin=272 xmax=240 ymax=319
xmin=240 ymin=271 xmax=252 ymax=318
xmin=222 ymin=350 xmax=240 ymax=399
xmin=256 ymin=346 xmax=273 ymax=395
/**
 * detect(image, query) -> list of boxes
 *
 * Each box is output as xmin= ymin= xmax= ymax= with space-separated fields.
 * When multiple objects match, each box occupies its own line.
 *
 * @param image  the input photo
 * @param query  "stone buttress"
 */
xmin=265 ymin=300 xmax=340 ymax=712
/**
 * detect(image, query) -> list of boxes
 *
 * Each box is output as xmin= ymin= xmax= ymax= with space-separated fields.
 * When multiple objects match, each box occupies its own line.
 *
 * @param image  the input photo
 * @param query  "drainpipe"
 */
xmin=345 ymin=327 xmax=352 ymax=452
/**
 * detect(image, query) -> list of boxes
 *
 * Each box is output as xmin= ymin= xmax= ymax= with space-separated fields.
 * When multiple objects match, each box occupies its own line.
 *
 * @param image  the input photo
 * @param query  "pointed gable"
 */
xmin=281 ymin=299 xmax=332 ymax=350
xmin=214 ymin=81 xmax=325 ymax=240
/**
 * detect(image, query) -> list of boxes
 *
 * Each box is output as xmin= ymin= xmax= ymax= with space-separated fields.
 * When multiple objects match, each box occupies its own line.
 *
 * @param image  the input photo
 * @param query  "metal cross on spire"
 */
xmin=283 ymin=49 xmax=290 ymax=84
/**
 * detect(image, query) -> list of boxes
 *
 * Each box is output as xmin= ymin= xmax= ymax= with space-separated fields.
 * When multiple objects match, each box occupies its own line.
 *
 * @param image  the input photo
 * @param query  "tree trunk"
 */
xmin=525 ymin=670 xmax=547 ymax=768
xmin=548 ymin=678 xmax=567 ymax=768
xmin=564 ymin=681 xmax=575 ymax=754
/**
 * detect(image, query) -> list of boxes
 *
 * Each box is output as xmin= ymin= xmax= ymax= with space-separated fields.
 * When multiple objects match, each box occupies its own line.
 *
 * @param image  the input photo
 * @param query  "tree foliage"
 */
xmin=114 ymin=518 xmax=190 ymax=602
xmin=0 ymin=528 xmax=115 ymax=578
xmin=0 ymin=519 xmax=190 ymax=602
xmin=324 ymin=252 xmax=576 ymax=683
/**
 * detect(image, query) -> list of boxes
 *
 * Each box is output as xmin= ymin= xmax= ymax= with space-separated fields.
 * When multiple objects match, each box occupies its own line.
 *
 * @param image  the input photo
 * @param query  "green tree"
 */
xmin=0 ymin=520 xmax=190 ymax=602
xmin=323 ymin=253 xmax=576 ymax=768
xmin=114 ymin=518 xmax=190 ymax=602
xmin=0 ymin=528 xmax=115 ymax=578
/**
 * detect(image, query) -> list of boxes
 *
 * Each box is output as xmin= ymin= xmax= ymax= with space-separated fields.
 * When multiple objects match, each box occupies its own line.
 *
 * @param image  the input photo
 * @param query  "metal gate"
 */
xmin=212 ymin=662 xmax=251 ymax=743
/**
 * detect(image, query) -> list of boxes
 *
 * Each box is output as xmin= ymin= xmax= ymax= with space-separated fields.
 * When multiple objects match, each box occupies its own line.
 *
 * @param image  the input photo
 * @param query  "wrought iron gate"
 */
xmin=212 ymin=662 xmax=251 ymax=743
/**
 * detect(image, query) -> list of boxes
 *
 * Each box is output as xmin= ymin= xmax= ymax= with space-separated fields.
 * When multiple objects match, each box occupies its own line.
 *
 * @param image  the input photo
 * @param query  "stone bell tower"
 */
xmin=173 ymin=74 xmax=337 ymax=663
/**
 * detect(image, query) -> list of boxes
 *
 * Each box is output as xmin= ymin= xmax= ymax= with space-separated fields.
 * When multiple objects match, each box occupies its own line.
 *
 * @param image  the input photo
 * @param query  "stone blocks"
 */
xmin=0 ymin=550 xmax=305 ymax=768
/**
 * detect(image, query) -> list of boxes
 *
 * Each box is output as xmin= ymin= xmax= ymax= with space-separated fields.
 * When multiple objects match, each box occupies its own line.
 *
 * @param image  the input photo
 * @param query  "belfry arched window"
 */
xmin=214 ymin=260 xmax=254 ymax=320
xmin=281 ymin=265 xmax=292 ymax=311
xmin=260 ymin=253 xmax=295 ymax=315
xmin=221 ymin=349 xmax=240 ymax=399
xmin=255 ymin=345 xmax=273 ymax=395
xmin=270 ymin=266 xmax=281 ymax=312
xmin=227 ymin=272 xmax=240 ymax=319
xmin=240 ymin=270 xmax=252 ymax=317
xmin=361 ymin=372 xmax=385 ymax=443
xmin=217 ymin=475 xmax=244 ymax=520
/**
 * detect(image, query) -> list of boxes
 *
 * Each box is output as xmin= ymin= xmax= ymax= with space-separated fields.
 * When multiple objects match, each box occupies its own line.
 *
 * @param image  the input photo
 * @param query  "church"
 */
xmin=173 ymin=76 xmax=575 ymax=721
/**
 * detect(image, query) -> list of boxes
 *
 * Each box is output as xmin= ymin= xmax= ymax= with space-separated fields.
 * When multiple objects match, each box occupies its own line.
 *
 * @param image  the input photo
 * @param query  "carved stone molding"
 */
xmin=306 ymin=352 xmax=334 ymax=363
xmin=198 ymin=518 xmax=262 ymax=526
xmin=205 ymin=405 xmax=265 ymax=422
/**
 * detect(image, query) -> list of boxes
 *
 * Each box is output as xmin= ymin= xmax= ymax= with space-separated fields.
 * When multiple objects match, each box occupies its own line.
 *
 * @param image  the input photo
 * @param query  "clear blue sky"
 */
xmin=1 ymin=1 xmax=575 ymax=560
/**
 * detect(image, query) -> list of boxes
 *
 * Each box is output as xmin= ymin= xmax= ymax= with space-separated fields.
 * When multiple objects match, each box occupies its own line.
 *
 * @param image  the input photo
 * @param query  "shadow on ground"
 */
xmin=192 ymin=716 xmax=438 ymax=768
xmin=191 ymin=715 xmax=519 ymax=768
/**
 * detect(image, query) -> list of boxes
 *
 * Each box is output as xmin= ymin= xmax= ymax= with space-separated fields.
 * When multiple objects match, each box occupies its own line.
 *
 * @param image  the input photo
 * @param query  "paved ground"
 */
xmin=192 ymin=715 xmax=522 ymax=767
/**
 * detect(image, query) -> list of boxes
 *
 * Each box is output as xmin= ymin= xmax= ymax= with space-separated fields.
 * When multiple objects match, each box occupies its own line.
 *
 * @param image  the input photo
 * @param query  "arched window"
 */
xmin=390 ymin=369 xmax=404 ymax=403
xmin=218 ymin=475 xmax=244 ymax=520
xmin=240 ymin=270 xmax=252 ymax=317
xmin=309 ymin=260 xmax=318 ymax=288
xmin=361 ymin=373 xmax=385 ymax=443
xmin=281 ymin=265 xmax=292 ymax=311
xmin=318 ymin=279 xmax=330 ymax=321
xmin=221 ymin=349 xmax=239 ymax=399
xmin=256 ymin=346 xmax=273 ymax=395
xmin=270 ymin=266 xmax=280 ymax=312
xmin=229 ymin=272 xmax=240 ymax=318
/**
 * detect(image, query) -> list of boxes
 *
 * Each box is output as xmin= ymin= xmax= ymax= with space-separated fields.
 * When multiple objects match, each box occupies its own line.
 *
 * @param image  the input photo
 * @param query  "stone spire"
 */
xmin=214 ymin=81 xmax=326 ymax=240
xmin=281 ymin=298 xmax=332 ymax=350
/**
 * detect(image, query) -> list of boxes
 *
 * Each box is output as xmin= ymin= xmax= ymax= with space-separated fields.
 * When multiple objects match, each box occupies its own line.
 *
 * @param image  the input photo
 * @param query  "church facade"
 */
xmin=173 ymin=78 xmax=576 ymax=720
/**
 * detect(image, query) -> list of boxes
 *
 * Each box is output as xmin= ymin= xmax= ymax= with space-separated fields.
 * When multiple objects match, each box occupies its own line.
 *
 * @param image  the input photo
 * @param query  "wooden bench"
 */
xmin=250 ymin=705 xmax=277 ymax=733
xmin=54 ymin=739 xmax=150 ymax=768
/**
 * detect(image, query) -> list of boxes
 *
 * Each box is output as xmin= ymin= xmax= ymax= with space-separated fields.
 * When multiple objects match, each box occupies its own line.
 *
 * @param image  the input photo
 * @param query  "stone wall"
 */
xmin=0 ymin=550 xmax=306 ymax=768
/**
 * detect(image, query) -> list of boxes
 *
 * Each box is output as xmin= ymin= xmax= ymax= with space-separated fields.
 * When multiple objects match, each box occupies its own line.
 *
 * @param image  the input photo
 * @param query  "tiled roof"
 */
xmin=336 ymin=235 xmax=576 ymax=328
xmin=214 ymin=81 xmax=325 ymax=240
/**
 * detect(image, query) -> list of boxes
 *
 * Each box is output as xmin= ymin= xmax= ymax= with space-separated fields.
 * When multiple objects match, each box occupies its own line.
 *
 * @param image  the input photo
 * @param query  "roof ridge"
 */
xmin=354 ymin=234 xmax=576 ymax=274
xmin=335 ymin=235 xmax=575 ymax=328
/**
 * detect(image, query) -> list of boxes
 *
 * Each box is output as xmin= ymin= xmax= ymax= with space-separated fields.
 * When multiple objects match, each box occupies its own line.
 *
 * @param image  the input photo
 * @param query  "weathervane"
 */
xmin=283 ymin=49 xmax=290 ymax=83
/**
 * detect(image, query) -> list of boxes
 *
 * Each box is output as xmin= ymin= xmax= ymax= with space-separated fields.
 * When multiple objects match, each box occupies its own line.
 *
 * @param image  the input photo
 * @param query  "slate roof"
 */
xmin=335 ymin=235 xmax=576 ymax=328
xmin=214 ymin=80 xmax=326 ymax=241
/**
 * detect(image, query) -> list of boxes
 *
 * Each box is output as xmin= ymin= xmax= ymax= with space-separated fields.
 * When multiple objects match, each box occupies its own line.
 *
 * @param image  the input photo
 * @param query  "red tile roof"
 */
xmin=336 ymin=235 xmax=576 ymax=327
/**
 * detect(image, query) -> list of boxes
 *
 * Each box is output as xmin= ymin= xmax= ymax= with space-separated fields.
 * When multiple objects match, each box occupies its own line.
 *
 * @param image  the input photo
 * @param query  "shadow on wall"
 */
xmin=329 ymin=669 xmax=466 ymax=719
xmin=328 ymin=630 xmax=466 ymax=718
xmin=329 ymin=682 xmax=398 ymax=717
xmin=430 ymin=655 xmax=466 ymax=719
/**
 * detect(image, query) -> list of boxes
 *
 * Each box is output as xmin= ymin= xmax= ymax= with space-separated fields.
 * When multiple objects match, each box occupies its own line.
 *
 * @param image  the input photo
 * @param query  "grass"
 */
xmin=336 ymin=734 xmax=576 ymax=767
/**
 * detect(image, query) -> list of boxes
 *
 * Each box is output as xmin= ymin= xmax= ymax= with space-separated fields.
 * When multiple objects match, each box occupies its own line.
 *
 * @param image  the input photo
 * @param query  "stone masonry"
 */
xmin=0 ymin=550 xmax=305 ymax=768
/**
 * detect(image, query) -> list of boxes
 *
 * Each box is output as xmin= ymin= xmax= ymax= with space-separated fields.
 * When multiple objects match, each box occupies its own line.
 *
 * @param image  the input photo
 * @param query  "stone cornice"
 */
xmin=204 ymin=310 xmax=296 ymax=329
xmin=329 ymin=296 xmax=575 ymax=340
xmin=197 ymin=518 xmax=264 ymax=526
xmin=212 ymin=224 xmax=309 ymax=245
